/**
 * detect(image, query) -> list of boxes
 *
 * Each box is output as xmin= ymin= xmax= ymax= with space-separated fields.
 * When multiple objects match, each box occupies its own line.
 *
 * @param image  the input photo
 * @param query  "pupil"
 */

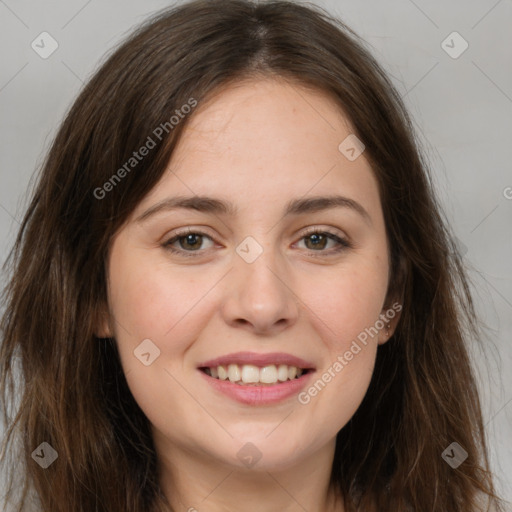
xmin=307 ymin=233 xmax=326 ymax=250
xmin=183 ymin=234 xmax=201 ymax=249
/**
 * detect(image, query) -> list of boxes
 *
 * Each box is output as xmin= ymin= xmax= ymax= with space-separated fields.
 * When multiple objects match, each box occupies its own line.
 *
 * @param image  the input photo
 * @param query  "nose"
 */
xmin=220 ymin=244 xmax=300 ymax=336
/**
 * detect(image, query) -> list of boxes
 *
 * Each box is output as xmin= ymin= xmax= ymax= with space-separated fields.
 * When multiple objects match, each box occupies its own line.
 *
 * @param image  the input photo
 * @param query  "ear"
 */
xmin=93 ymin=300 xmax=113 ymax=339
xmin=378 ymin=252 xmax=407 ymax=344
xmin=377 ymin=300 xmax=403 ymax=345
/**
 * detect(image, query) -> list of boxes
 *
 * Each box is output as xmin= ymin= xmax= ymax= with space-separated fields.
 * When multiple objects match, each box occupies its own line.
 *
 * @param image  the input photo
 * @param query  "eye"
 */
xmin=295 ymin=227 xmax=351 ymax=256
xmin=162 ymin=226 xmax=351 ymax=258
xmin=163 ymin=228 xmax=215 ymax=257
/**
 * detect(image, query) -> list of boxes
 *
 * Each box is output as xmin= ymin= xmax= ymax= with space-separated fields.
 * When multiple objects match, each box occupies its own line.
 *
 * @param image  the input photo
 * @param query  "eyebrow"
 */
xmin=135 ymin=194 xmax=372 ymax=225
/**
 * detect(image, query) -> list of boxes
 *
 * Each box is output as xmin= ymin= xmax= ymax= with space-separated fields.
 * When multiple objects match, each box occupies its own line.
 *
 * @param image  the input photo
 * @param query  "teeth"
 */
xmin=227 ymin=364 xmax=240 ymax=382
xmin=205 ymin=363 xmax=306 ymax=385
xmin=217 ymin=365 xmax=228 ymax=380
xmin=260 ymin=365 xmax=277 ymax=383
xmin=287 ymin=365 xmax=297 ymax=380
xmin=277 ymin=364 xmax=288 ymax=382
xmin=241 ymin=364 xmax=260 ymax=383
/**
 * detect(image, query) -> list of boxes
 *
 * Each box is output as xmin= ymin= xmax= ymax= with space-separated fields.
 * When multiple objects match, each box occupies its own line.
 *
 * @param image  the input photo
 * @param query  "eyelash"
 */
xmin=162 ymin=226 xmax=351 ymax=258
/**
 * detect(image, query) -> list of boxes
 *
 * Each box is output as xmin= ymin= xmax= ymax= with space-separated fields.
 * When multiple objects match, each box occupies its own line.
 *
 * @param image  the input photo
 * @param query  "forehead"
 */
xmin=134 ymin=77 xmax=382 ymax=222
xmin=176 ymin=77 xmax=354 ymax=160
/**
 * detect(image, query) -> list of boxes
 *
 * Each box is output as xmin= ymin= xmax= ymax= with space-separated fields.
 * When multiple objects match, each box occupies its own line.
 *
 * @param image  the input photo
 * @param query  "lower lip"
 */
xmin=199 ymin=370 xmax=314 ymax=405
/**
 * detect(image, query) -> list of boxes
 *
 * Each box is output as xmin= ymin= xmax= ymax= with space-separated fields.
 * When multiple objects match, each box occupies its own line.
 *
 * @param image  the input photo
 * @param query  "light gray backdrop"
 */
xmin=0 ymin=0 xmax=511 ymax=505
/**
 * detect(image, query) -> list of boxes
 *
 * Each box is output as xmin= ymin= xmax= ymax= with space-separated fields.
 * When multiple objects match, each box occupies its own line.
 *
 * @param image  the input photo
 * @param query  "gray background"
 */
xmin=0 ymin=0 xmax=511 ymax=504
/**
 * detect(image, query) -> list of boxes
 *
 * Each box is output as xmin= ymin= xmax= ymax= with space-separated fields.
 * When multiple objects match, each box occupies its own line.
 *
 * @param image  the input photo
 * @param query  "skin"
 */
xmin=98 ymin=77 xmax=400 ymax=511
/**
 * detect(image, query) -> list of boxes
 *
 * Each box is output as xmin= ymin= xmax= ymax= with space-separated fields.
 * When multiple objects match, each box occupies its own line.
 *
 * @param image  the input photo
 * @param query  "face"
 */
xmin=100 ymin=77 xmax=399 ymax=474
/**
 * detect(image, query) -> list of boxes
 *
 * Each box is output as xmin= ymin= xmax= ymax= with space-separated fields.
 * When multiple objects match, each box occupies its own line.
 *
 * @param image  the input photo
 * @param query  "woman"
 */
xmin=0 ymin=0 xmax=507 ymax=510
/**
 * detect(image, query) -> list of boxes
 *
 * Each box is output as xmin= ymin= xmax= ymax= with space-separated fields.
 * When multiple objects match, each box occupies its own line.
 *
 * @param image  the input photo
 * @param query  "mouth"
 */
xmin=199 ymin=364 xmax=313 ymax=386
xmin=196 ymin=352 xmax=315 ymax=405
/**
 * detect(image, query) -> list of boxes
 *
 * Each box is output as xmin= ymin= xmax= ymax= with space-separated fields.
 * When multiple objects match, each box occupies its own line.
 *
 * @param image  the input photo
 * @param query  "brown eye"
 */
xmin=296 ymin=230 xmax=351 ymax=255
xmin=303 ymin=233 xmax=330 ymax=250
xmin=163 ymin=230 xmax=215 ymax=257
xmin=177 ymin=233 xmax=204 ymax=250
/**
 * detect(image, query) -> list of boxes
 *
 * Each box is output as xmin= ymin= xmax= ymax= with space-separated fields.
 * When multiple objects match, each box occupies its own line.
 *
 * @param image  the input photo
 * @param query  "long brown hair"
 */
xmin=0 ymin=1 xmax=507 ymax=511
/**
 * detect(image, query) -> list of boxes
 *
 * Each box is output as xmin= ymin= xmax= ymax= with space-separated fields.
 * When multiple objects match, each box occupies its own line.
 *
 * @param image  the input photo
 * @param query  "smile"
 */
xmin=200 ymin=363 xmax=311 ymax=385
xmin=197 ymin=352 xmax=316 ymax=405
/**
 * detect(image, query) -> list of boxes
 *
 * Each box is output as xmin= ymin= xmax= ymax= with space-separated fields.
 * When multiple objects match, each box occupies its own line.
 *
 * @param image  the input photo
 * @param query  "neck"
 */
xmin=154 ymin=435 xmax=344 ymax=512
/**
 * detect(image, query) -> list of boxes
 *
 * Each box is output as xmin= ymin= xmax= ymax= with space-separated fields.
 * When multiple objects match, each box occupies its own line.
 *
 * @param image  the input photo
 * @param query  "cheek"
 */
xmin=107 ymin=256 xmax=217 ymax=436
xmin=109 ymin=256 xmax=207 ymax=340
xmin=106 ymin=251 xmax=221 ymax=388
xmin=294 ymin=259 xmax=387 ymax=422
xmin=300 ymin=259 xmax=389 ymax=349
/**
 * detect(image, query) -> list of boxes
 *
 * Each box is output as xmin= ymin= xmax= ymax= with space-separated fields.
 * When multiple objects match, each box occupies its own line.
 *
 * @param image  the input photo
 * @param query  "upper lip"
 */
xmin=198 ymin=351 xmax=316 ymax=370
